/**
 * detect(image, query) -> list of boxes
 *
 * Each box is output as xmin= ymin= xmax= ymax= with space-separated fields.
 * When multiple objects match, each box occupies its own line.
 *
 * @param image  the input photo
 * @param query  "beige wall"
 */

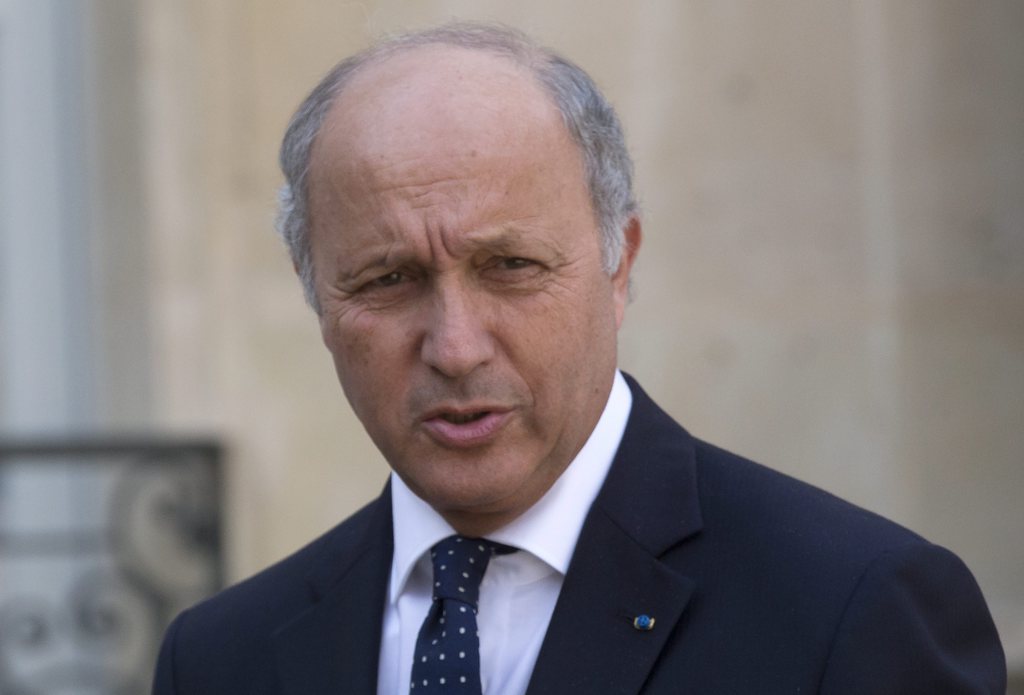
xmin=132 ymin=0 xmax=1023 ymax=678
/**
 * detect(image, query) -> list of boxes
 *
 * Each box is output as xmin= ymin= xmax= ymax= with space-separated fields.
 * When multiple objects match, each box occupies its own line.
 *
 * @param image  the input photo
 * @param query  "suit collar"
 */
xmin=272 ymin=485 xmax=393 ymax=694
xmin=593 ymin=373 xmax=703 ymax=555
xmin=526 ymin=374 xmax=703 ymax=695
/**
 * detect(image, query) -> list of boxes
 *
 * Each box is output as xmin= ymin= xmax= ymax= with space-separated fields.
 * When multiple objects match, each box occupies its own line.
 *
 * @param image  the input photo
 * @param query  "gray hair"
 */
xmin=276 ymin=22 xmax=637 ymax=312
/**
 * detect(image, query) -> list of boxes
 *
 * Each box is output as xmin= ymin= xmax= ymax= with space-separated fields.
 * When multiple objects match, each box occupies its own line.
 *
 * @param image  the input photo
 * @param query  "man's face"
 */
xmin=306 ymin=47 xmax=638 ymax=535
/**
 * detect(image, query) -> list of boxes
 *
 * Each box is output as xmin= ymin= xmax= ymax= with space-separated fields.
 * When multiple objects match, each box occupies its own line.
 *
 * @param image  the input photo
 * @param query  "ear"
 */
xmin=611 ymin=216 xmax=642 ymax=328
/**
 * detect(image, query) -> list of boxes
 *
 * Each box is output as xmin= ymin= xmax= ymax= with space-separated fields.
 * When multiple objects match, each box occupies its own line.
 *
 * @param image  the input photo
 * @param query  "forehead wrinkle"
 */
xmin=417 ymin=171 xmax=540 ymax=261
xmin=439 ymin=223 xmax=561 ymax=263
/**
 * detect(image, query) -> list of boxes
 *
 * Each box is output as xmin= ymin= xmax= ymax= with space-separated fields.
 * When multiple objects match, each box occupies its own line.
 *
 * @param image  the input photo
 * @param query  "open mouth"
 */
xmin=440 ymin=411 xmax=490 ymax=425
xmin=422 ymin=408 xmax=510 ymax=447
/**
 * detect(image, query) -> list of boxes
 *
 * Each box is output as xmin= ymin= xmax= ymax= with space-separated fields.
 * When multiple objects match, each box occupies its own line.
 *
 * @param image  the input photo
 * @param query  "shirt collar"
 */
xmin=388 ymin=370 xmax=633 ymax=603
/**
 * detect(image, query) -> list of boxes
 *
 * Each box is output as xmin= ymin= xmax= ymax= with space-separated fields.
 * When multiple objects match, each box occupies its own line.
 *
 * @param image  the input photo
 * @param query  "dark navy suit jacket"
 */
xmin=153 ymin=376 xmax=1006 ymax=693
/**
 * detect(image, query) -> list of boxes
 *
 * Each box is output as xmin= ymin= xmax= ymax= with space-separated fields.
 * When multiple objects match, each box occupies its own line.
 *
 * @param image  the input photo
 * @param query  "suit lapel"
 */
xmin=273 ymin=488 xmax=393 ymax=695
xmin=526 ymin=375 xmax=703 ymax=695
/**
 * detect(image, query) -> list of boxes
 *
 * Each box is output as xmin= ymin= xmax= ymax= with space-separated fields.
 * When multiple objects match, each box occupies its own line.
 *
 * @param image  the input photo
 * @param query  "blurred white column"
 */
xmin=0 ymin=0 xmax=95 ymax=432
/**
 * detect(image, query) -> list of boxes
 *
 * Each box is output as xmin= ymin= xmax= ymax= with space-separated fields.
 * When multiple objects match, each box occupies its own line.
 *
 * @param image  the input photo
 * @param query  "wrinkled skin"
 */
xmin=307 ymin=46 xmax=640 ymax=536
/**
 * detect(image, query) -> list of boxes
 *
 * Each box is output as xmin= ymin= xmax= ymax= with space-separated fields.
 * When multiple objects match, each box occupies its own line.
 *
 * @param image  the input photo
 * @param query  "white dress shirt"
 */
xmin=377 ymin=371 xmax=633 ymax=695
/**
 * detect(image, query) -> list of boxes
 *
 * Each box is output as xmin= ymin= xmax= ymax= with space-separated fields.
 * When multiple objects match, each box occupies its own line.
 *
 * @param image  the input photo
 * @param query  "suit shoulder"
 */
xmin=620 ymin=375 xmax=930 ymax=563
xmin=691 ymin=438 xmax=928 ymax=565
xmin=664 ymin=442 xmax=1004 ymax=692
xmin=174 ymin=496 xmax=385 ymax=639
xmin=153 ymin=495 xmax=391 ymax=693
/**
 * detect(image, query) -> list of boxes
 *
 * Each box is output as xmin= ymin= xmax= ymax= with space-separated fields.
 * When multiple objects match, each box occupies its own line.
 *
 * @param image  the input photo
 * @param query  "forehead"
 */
xmin=312 ymin=45 xmax=570 ymax=175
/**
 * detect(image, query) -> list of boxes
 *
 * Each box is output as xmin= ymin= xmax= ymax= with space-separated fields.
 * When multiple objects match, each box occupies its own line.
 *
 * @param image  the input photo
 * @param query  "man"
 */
xmin=153 ymin=23 xmax=1006 ymax=694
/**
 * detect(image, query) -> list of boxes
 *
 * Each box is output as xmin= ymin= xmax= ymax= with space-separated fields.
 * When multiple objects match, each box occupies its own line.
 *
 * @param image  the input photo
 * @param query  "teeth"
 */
xmin=443 ymin=412 xmax=487 ymax=424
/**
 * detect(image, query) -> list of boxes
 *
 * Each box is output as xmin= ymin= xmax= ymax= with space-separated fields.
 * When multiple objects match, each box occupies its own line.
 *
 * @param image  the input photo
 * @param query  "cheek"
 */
xmin=323 ymin=304 xmax=394 ymax=364
xmin=534 ymin=282 xmax=619 ymax=384
xmin=328 ymin=310 xmax=427 ymax=420
xmin=502 ymin=293 xmax=606 ymax=385
xmin=322 ymin=316 xmax=386 ymax=403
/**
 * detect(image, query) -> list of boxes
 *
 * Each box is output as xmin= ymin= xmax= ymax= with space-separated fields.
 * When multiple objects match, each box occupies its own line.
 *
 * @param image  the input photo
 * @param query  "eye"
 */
xmin=483 ymin=256 xmax=545 ymax=289
xmin=374 ymin=271 xmax=406 ymax=287
xmin=498 ymin=257 xmax=534 ymax=270
xmin=352 ymin=270 xmax=414 ymax=296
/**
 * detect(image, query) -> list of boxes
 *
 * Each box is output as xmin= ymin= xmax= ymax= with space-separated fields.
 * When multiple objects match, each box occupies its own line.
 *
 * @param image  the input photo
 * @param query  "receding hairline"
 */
xmin=326 ymin=23 xmax=552 ymax=95
xmin=311 ymin=43 xmax=575 ymax=163
xmin=310 ymin=41 xmax=569 ymax=162
xmin=340 ymin=40 xmax=546 ymax=91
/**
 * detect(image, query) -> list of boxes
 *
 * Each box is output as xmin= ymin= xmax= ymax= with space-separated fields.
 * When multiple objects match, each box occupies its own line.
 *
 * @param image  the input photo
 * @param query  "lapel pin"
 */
xmin=633 ymin=614 xmax=655 ymax=631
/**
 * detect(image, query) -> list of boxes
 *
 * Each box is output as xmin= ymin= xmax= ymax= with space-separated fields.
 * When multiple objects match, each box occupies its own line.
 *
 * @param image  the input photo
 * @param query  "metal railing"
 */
xmin=0 ymin=438 xmax=223 ymax=694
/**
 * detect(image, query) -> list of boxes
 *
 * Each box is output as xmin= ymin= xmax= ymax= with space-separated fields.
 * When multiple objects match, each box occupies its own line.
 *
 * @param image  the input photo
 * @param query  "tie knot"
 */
xmin=429 ymin=535 xmax=506 ymax=606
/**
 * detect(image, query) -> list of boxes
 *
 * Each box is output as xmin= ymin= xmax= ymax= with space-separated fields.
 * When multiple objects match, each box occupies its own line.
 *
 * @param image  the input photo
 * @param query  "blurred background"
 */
xmin=1 ymin=1 xmax=1021 ymax=692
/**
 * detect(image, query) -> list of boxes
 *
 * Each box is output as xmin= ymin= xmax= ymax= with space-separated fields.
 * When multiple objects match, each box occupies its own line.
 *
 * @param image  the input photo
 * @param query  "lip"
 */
xmin=420 ymin=406 xmax=512 ymax=449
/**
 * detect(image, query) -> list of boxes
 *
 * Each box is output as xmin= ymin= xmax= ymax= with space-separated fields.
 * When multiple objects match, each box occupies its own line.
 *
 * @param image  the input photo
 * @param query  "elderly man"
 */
xmin=153 ymin=23 xmax=1005 ymax=694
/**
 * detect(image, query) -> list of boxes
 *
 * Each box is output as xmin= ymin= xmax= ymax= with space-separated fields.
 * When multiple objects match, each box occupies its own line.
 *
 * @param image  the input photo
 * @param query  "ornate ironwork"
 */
xmin=0 ymin=438 xmax=222 ymax=695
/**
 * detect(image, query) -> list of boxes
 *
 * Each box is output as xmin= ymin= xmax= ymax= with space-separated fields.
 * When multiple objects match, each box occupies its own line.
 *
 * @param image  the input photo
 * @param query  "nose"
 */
xmin=420 ymin=279 xmax=495 ymax=378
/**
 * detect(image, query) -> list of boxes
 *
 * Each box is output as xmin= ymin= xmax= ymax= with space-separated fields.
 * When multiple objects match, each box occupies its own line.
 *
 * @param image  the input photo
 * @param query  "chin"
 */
xmin=422 ymin=480 xmax=515 ymax=513
xmin=415 ymin=470 xmax=531 ymax=518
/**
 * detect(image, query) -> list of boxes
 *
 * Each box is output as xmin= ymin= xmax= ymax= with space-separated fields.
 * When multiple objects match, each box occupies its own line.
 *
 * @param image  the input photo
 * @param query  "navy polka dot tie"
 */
xmin=409 ymin=536 xmax=511 ymax=693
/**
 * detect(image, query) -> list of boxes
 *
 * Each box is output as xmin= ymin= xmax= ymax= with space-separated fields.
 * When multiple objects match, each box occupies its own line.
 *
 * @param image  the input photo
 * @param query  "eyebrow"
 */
xmin=335 ymin=247 xmax=414 ymax=285
xmin=455 ymin=224 xmax=562 ymax=258
xmin=337 ymin=224 xmax=561 ymax=284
